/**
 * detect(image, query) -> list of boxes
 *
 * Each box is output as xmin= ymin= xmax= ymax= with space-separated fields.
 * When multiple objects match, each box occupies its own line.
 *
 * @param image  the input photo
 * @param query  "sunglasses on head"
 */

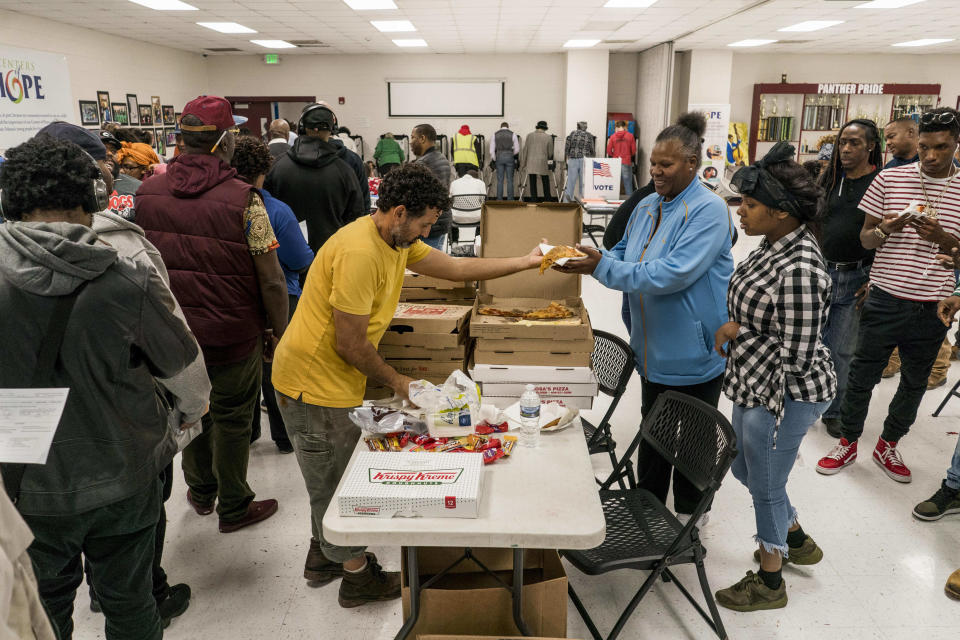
xmin=920 ymin=112 xmax=958 ymax=125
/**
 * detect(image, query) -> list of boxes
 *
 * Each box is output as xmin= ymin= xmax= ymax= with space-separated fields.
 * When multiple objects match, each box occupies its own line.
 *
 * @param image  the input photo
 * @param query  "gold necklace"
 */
xmin=919 ymin=163 xmax=959 ymax=220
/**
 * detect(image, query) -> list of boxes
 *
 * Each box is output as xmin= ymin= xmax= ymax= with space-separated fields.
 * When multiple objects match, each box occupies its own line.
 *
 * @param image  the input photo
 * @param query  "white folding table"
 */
xmin=323 ymin=421 xmax=606 ymax=639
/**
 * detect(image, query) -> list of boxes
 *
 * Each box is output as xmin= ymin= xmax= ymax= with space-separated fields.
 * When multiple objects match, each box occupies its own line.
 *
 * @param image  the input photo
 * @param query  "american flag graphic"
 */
xmin=592 ymin=161 xmax=612 ymax=178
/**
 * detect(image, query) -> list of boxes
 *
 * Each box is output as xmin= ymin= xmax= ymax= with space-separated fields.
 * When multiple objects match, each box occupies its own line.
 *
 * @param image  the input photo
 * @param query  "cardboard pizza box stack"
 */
xmin=400 ymin=271 xmax=477 ymax=306
xmin=365 ymin=302 xmax=473 ymax=400
xmin=469 ymin=202 xmax=597 ymax=410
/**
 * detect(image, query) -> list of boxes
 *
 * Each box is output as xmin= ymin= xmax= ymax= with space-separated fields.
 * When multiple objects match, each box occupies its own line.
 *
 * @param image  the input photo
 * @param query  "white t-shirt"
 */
xmin=450 ymin=174 xmax=487 ymax=224
xmin=860 ymin=163 xmax=960 ymax=301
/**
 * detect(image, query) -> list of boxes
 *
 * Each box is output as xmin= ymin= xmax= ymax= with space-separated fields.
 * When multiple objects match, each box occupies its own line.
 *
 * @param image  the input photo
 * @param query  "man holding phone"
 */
xmin=817 ymin=107 xmax=960 ymax=484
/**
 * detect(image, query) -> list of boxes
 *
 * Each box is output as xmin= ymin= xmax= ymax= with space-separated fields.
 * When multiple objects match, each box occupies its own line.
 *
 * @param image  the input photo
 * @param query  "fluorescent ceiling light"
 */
xmin=603 ymin=0 xmax=657 ymax=7
xmin=564 ymin=39 xmax=601 ymax=48
xmin=197 ymin=22 xmax=256 ymax=34
xmin=892 ymin=38 xmax=954 ymax=47
xmin=779 ymin=20 xmax=844 ymax=32
xmin=343 ymin=0 xmax=397 ymax=9
xmin=856 ymin=0 xmax=926 ymax=8
xmin=393 ymin=38 xmax=428 ymax=47
xmin=728 ymin=39 xmax=777 ymax=47
xmin=128 ymin=0 xmax=197 ymax=9
xmin=371 ymin=20 xmax=416 ymax=32
xmin=250 ymin=40 xmax=297 ymax=49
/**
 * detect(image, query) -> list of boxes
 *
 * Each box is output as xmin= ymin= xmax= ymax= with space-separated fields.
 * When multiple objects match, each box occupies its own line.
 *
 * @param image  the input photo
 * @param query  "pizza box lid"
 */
xmin=387 ymin=303 xmax=472 ymax=335
xmin=403 ymin=270 xmax=473 ymax=290
xmin=478 ymin=202 xmax=582 ymax=299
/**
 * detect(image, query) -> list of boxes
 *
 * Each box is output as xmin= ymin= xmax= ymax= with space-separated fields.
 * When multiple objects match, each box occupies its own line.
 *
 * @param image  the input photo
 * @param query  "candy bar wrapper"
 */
xmin=501 ymin=435 xmax=517 ymax=456
xmin=482 ymin=447 xmax=506 ymax=465
xmin=475 ymin=420 xmax=510 ymax=435
xmin=476 ymin=438 xmax=501 ymax=452
xmin=386 ymin=435 xmax=403 ymax=452
xmin=364 ymin=436 xmax=388 ymax=452
xmin=438 ymin=440 xmax=467 ymax=453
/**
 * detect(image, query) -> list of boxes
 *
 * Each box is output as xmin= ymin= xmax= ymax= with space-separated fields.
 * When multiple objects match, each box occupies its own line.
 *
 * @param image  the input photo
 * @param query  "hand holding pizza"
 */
xmin=552 ymin=244 xmax=601 ymax=275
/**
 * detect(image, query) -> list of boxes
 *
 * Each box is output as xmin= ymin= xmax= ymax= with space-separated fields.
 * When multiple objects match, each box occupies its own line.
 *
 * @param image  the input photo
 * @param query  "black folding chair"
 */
xmin=449 ymin=193 xmax=486 ymax=248
xmin=563 ymin=391 xmax=738 ymax=640
xmin=582 ymin=330 xmax=636 ymax=490
xmin=583 ymin=223 xmax=605 ymax=248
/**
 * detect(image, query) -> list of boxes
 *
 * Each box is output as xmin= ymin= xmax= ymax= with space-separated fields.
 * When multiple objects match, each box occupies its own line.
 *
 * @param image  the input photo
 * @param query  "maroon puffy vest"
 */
xmin=136 ymin=154 xmax=264 ymax=366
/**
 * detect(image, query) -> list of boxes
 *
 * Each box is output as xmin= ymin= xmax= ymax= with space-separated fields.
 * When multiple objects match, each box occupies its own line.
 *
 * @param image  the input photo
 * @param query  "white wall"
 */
xmin=563 ymin=50 xmax=609 ymax=147
xmin=688 ymin=50 xmax=733 ymax=106
xmin=0 ymin=9 xmax=206 ymax=134
xmin=729 ymin=52 xmax=960 ymax=124
xmin=206 ymin=53 xmax=565 ymax=161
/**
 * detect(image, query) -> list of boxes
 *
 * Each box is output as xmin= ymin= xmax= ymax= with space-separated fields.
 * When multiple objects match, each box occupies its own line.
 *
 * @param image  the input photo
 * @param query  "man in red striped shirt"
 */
xmin=818 ymin=107 xmax=960 ymax=483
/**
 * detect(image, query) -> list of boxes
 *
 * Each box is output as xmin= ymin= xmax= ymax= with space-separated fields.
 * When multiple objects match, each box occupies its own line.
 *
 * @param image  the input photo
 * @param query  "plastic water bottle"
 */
xmin=519 ymin=384 xmax=541 ymax=448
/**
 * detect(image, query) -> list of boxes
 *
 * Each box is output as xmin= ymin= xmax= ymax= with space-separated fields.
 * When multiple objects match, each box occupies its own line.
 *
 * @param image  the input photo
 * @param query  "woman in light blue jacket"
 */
xmin=557 ymin=112 xmax=733 ymax=520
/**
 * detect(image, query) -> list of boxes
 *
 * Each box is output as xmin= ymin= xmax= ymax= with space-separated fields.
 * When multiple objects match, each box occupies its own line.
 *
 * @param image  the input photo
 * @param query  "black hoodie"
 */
xmin=264 ymin=136 xmax=364 ymax=253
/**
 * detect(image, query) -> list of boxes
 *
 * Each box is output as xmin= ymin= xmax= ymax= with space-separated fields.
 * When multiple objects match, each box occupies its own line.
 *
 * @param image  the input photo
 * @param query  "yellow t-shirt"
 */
xmin=272 ymin=216 xmax=431 ymax=407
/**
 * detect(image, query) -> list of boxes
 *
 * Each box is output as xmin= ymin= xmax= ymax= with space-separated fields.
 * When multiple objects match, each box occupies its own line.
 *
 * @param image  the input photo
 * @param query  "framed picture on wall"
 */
xmin=96 ymin=90 xmax=111 ymax=123
xmin=139 ymin=105 xmax=153 ymax=127
xmin=79 ymin=100 xmax=99 ymax=126
xmin=155 ymin=129 xmax=166 ymax=156
xmin=127 ymin=94 xmax=140 ymax=125
xmin=111 ymin=103 xmax=128 ymax=125
xmin=162 ymin=105 xmax=175 ymax=126
xmin=165 ymin=128 xmax=176 ymax=146
xmin=151 ymin=96 xmax=162 ymax=124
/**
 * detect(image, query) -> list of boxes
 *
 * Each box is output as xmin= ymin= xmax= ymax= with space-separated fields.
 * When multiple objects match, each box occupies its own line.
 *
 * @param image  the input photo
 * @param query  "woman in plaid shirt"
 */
xmin=713 ymin=142 xmax=837 ymax=612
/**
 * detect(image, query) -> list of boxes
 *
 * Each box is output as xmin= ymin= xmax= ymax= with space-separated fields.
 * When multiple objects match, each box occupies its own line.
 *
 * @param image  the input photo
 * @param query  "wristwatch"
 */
xmin=874 ymin=225 xmax=888 ymax=241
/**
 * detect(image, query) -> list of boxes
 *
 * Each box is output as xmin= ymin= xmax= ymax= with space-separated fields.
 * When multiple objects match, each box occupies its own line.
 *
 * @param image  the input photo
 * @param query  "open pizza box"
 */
xmin=471 ymin=202 xmax=592 ymax=342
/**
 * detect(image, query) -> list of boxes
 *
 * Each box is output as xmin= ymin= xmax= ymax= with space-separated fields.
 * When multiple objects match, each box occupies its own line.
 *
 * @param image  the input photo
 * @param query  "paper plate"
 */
xmin=539 ymin=243 xmax=588 ymax=268
xmin=504 ymin=401 xmax=579 ymax=432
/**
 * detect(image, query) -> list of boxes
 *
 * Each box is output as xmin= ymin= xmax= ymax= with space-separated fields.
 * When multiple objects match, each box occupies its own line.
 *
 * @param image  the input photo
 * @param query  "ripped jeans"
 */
xmin=731 ymin=396 xmax=831 ymax=557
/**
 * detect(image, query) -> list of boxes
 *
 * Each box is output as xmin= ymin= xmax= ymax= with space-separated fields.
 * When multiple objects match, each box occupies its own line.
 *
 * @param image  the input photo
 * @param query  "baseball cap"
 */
xmin=180 ymin=96 xmax=247 ymax=132
xmin=37 ymin=122 xmax=106 ymax=160
xmin=536 ymin=120 xmax=548 ymax=130
xmin=99 ymin=130 xmax=121 ymax=150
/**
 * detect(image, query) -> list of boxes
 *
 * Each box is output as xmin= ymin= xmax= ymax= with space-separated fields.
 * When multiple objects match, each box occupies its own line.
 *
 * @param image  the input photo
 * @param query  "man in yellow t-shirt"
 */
xmin=272 ymin=163 xmax=541 ymax=608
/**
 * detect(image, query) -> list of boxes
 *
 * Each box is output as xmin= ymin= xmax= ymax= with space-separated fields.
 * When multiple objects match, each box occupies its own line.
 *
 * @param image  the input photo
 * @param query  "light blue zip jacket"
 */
xmin=593 ymin=178 xmax=733 ymax=385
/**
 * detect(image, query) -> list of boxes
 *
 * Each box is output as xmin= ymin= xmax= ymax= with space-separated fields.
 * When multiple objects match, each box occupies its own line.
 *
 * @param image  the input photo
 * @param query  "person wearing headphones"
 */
xmin=0 ymin=134 xmax=200 ymax=639
xmin=265 ymin=103 xmax=365 ymax=253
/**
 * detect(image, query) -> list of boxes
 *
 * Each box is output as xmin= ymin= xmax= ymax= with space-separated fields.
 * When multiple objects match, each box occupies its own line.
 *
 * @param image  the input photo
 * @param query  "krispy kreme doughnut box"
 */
xmin=338 ymin=452 xmax=483 ymax=518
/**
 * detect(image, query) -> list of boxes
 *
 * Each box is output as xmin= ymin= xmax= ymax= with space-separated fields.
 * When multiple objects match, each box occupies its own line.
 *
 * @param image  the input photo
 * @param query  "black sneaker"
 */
xmin=338 ymin=557 xmax=401 ymax=608
xmin=157 ymin=583 xmax=191 ymax=629
xmin=913 ymin=481 xmax=960 ymax=521
xmin=821 ymin=417 xmax=843 ymax=439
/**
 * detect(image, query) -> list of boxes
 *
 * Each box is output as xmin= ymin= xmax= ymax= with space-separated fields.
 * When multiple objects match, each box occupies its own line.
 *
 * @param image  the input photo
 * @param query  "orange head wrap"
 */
xmin=117 ymin=142 xmax=159 ymax=168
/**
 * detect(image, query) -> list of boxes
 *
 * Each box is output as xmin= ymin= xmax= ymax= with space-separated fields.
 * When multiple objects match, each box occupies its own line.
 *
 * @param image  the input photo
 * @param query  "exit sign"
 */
xmin=264 ymin=54 xmax=280 ymax=65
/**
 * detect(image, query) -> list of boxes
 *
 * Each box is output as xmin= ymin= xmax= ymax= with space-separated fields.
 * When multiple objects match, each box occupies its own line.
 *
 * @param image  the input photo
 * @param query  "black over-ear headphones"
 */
xmin=0 ymin=150 xmax=108 ymax=219
xmin=297 ymin=103 xmax=336 ymax=136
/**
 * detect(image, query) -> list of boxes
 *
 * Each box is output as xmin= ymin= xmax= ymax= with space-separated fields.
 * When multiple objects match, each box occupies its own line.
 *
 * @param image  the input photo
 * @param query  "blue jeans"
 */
xmin=947 ymin=432 xmax=960 ymax=491
xmin=564 ymin=158 xmax=583 ymax=201
xmin=422 ymin=234 xmax=446 ymax=251
xmin=731 ymin=397 xmax=831 ymax=556
xmin=621 ymin=164 xmax=634 ymax=196
xmin=820 ymin=266 xmax=870 ymax=419
xmin=495 ymin=159 xmax=515 ymax=200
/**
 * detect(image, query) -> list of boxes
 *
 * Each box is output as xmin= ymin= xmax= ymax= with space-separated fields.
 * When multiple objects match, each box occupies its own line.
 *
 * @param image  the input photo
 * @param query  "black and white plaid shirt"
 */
xmin=723 ymin=226 xmax=836 ymax=433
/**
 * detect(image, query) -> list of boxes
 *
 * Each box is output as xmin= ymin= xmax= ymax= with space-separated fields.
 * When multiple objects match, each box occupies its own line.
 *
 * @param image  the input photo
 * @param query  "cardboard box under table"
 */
xmin=470 ymin=202 xmax=594 ymax=379
xmin=323 ymin=415 xmax=605 ymax=639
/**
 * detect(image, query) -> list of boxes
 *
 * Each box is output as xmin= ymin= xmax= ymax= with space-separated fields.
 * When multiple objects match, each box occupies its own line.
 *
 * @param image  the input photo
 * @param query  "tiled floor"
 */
xmin=71 ymin=232 xmax=960 ymax=639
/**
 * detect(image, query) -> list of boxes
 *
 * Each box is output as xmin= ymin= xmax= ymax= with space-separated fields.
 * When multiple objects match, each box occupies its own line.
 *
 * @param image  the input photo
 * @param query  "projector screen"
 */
xmin=387 ymin=81 xmax=504 ymax=117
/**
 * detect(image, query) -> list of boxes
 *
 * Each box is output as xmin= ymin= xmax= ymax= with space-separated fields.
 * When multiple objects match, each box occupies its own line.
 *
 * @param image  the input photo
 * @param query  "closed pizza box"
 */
xmin=471 ymin=362 xmax=596 ymax=383
xmin=471 ymin=335 xmax=592 ymax=353
xmin=388 ymin=360 xmax=464 ymax=378
xmin=338 ymin=452 xmax=483 ymax=518
xmin=380 ymin=330 xmax=464 ymax=348
xmin=389 ymin=303 xmax=472 ymax=334
xmin=473 ymin=347 xmax=591 ymax=368
xmin=403 ymin=270 xmax=473 ymax=290
xmin=379 ymin=344 xmax=467 ymax=361
xmin=479 ymin=378 xmax=599 ymax=397
xmin=400 ymin=287 xmax=477 ymax=302
xmin=471 ymin=296 xmax=591 ymax=341
xmin=483 ymin=395 xmax=594 ymax=411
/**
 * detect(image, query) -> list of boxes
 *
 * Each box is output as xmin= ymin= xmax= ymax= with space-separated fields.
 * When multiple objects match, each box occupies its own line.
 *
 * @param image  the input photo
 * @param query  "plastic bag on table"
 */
xmin=348 ymin=406 xmax=426 ymax=435
xmin=409 ymin=370 xmax=481 ymax=437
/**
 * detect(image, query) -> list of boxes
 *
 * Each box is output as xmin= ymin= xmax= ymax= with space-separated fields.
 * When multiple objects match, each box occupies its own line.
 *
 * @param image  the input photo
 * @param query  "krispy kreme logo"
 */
xmin=369 ymin=468 xmax=463 ymax=485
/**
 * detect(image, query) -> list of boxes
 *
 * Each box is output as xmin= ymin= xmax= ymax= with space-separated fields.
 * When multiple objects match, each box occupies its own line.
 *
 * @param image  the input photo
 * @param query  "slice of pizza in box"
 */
xmin=338 ymin=452 xmax=483 ymax=518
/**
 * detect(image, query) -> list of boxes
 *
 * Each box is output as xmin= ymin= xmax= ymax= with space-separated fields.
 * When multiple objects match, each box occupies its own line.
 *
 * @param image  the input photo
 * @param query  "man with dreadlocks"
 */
xmin=816 ymin=119 xmax=882 ymax=439
xmin=818 ymin=107 xmax=960 ymax=484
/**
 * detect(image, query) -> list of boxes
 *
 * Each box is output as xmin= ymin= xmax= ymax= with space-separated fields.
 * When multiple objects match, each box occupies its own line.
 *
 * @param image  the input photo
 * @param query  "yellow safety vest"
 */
xmin=453 ymin=133 xmax=479 ymax=166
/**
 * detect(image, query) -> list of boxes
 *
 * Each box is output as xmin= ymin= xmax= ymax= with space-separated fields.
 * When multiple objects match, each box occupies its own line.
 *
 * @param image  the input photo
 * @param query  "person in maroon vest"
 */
xmin=136 ymin=96 xmax=289 ymax=533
